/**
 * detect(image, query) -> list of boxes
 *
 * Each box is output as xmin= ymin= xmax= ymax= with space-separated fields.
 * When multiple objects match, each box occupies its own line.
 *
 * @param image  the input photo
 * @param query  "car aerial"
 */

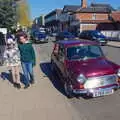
xmin=79 ymin=30 xmax=108 ymax=45
xmin=51 ymin=40 xmax=120 ymax=98
xmin=56 ymin=31 xmax=75 ymax=41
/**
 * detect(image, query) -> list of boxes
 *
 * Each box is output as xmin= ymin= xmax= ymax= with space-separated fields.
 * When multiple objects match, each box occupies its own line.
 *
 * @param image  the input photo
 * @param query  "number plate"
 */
xmin=93 ymin=88 xmax=114 ymax=97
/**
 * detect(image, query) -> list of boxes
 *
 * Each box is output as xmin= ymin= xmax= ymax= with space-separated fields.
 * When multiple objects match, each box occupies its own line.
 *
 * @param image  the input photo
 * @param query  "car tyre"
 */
xmin=64 ymin=82 xmax=74 ymax=99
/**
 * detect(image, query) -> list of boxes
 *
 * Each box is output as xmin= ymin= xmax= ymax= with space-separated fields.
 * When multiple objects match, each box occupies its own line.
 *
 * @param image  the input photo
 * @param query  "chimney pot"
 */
xmin=81 ymin=0 xmax=87 ymax=8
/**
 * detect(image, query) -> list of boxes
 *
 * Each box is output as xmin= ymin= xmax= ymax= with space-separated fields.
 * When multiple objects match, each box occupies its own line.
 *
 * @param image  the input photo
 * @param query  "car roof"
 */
xmin=57 ymin=39 xmax=98 ymax=47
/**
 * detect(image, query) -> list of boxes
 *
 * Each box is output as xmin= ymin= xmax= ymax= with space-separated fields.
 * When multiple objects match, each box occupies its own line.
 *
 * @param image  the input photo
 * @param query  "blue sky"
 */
xmin=28 ymin=0 xmax=119 ymax=20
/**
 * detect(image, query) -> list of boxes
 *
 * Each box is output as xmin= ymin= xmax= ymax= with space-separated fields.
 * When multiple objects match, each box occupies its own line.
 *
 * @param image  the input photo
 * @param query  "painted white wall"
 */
xmin=101 ymin=31 xmax=120 ymax=40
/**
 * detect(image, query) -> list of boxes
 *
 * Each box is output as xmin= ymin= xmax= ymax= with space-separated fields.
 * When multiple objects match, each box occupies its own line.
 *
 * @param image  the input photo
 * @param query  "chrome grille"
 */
xmin=84 ymin=74 xmax=118 ymax=89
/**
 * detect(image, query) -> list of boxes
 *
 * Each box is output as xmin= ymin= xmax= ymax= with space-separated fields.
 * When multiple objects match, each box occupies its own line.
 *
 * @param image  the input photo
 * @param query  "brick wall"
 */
xmin=70 ymin=12 xmax=110 ymax=32
xmin=75 ymin=13 xmax=109 ymax=21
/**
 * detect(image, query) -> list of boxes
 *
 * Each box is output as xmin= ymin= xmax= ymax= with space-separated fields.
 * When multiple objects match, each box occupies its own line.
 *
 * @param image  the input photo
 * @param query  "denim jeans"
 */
xmin=21 ymin=62 xmax=34 ymax=85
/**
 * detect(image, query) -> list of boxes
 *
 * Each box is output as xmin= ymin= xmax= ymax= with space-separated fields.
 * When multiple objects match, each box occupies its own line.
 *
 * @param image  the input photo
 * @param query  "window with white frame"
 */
xmin=92 ymin=13 xmax=96 ymax=20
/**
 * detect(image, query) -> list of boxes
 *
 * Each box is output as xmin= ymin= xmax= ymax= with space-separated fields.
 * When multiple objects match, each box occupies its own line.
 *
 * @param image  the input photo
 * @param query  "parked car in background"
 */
xmin=51 ymin=40 xmax=120 ymax=98
xmin=79 ymin=30 xmax=108 ymax=45
xmin=56 ymin=31 xmax=75 ymax=41
xmin=34 ymin=31 xmax=48 ymax=43
xmin=31 ymin=29 xmax=48 ymax=43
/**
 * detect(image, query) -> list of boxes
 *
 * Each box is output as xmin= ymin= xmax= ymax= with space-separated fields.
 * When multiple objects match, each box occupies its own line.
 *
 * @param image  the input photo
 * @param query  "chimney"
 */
xmin=81 ymin=0 xmax=87 ymax=8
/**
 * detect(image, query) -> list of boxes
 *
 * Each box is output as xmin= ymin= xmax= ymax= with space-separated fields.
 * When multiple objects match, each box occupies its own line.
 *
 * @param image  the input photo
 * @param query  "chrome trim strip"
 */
xmin=73 ymin=85 xmax=118 ymax=95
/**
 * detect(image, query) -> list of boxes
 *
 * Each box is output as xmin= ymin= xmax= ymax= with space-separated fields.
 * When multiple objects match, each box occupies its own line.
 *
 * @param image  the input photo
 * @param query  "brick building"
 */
xmin=69 ymin=0 xmax=115 ymax=34
xmin=45 ymin=0 xmax=119 ymax=34
xmin=59 ymin=5 xmax=81 ymax=32
xmin=111 ymin=11 xmax=120 ymax=30
xmin=45 ymin=9 xmax=62 ymax=32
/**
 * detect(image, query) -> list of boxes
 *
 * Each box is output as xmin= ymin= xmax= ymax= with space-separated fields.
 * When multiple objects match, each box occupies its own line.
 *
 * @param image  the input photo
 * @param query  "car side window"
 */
xmin=83 ymin=31 xmax=88 ymax=38
xmin=80 ymin=32 xmax=85 ymax=38
xmin=58 ymin=45 xmax=65 ymax=62
xmin=88 ymin=32 xmax=92 ymax=38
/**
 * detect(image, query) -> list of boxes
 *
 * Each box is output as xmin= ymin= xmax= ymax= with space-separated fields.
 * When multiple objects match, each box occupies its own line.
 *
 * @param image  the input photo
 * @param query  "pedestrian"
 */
xmin=18 ymin=33 xmax=36 ymax=89
xmin=3 ymin=38 xmax=21 ymax=89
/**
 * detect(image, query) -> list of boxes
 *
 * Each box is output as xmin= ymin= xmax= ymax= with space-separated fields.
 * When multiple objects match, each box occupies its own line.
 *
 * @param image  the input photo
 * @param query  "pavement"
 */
xmin=107 ymin=41 xmax=120 ymax=48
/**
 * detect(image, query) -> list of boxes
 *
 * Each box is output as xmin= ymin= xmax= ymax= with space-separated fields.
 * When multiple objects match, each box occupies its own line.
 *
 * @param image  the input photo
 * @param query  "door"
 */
xmin=51 ymin=43 xmax=59 ymax=70
xmin=57 ymin=44 xmax=66 ymax=80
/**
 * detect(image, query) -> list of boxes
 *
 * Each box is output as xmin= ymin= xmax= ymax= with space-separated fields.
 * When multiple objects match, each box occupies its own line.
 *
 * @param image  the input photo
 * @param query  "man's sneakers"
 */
xmin=30 ymin=80 xmax=35 ymax=85
xmin=24 ymin=84 xmax=30 ymax=89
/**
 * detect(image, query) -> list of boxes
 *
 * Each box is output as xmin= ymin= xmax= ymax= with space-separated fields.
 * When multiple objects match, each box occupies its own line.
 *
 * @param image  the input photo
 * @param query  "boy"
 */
xmin=4 ymin=38 xmax=21 ymax=89
xmin=18 ymin=34 xmax=36 ymax=89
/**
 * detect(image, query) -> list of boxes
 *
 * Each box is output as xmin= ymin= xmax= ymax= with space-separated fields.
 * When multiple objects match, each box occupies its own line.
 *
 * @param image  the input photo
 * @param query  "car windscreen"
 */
xmin=67 ymin=45 xmax=104 ymax=60
xmin=92 ymin=31 xmax=104 ymax=37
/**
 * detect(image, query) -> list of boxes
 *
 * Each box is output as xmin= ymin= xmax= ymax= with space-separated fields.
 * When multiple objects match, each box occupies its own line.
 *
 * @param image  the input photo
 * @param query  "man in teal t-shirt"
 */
xmin=18 ymin=34 xmax=36 ymax=89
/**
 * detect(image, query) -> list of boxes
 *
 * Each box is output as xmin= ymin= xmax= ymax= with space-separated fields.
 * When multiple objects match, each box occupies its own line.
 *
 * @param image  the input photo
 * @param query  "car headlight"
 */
xmin=77 ymin=74 xmax=86 ymax=84
xmin=117 ymin=69 xmax=120 ymax=77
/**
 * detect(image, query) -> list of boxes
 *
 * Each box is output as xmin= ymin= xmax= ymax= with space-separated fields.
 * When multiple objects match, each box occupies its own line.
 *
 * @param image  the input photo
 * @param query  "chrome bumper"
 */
xmin=73 ymin=85 xmax=118 ymax=97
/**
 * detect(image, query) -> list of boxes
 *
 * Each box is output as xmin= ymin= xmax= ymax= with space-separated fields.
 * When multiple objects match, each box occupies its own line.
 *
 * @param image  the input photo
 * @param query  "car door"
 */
xmin=56 ymin=32 xmax=62 ymax=41
xmin=85 ymin=31 xmax=90 ymax=39
xmin=57 ymin=44 xmax=66 ymax=80
xmin=51 ymin=43 xmax=59 ymax=69
xmin=81 ymin=31 xmax=88 ymax=39
xmin=59 ymin=32 xmax=64 ymax=40
xmin=80 ymin=31 xmax=85 ymax=39
xmin=87 ymin=31 xmax=93 ymax=40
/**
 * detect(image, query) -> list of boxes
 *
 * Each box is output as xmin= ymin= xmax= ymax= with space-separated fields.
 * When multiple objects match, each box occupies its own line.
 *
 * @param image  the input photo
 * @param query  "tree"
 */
xmin=17 ymin=0 xmax=30 ymax=27
xmin=0 ymin=0 xmax=17 ymax=29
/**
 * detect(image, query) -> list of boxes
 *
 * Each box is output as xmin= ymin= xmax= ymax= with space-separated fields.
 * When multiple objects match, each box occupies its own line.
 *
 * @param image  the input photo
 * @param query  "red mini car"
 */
xmin=51 ymin=40 xmax=120 ymax=98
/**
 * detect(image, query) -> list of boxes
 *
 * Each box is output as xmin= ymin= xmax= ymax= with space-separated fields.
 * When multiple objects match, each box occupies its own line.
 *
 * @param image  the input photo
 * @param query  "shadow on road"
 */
xmin=40 ymin=62 xmax=93 ymax=100
xmin=0 ymin=71 xmax=26 ymax=85
xmin=40 ymin=62 xmax=66 ymax=97
xmin=0 ymin=70 xmax=13 ymax=84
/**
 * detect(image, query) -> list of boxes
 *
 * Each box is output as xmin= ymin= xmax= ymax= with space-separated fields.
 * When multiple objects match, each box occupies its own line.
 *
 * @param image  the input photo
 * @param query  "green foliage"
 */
xmin=17 ymin=1 xmax=30 ymax=27
xmin=0 ymin=0 xmax=17 ymax=28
